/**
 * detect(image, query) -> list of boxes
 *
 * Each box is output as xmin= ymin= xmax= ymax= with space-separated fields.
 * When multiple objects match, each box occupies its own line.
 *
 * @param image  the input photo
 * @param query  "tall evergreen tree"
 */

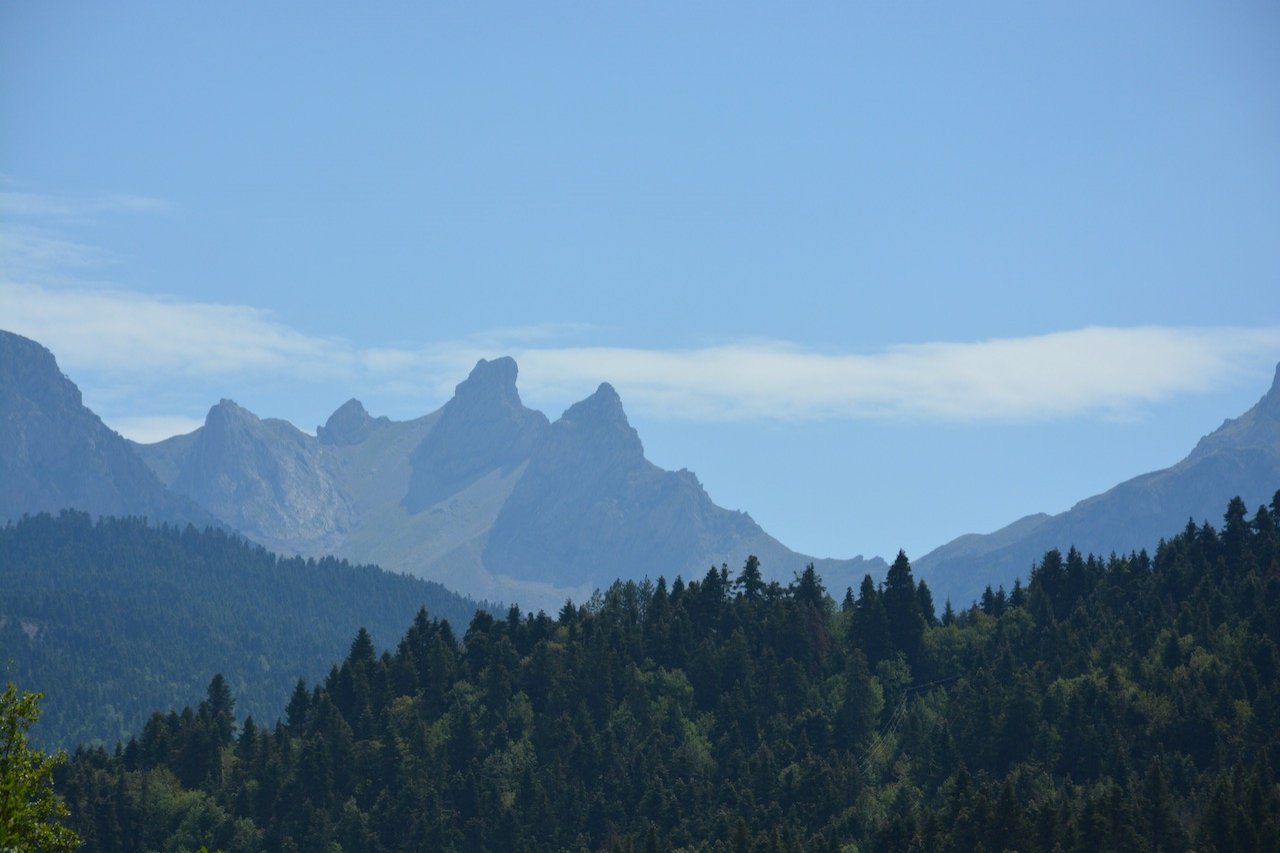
xmin=735 ymin=555 xmax=765 ymax=603
xmin=852 ymin=575 xmax=890 ymax=665
xmin=883 ymin=550 xmax=924 ymax=665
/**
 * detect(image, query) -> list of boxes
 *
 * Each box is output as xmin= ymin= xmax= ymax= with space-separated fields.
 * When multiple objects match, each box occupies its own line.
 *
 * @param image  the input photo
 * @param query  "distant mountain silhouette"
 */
xmin=9 ymin=328 xmax=1276 ymax=616
xmin=135 ymin=357 xmax=883 ymax=609
xmin=916 ymin=362 xmax=1280 ymax=609
xmin=0 ymin=330 xmax=211 ymax=527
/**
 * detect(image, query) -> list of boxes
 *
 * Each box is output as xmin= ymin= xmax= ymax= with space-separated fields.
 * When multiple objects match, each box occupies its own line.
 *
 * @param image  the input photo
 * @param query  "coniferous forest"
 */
xmin=48 ymin=494 xmax=1280 ymax=851
xmin=0 ymin=512 xmax=488 ymax=749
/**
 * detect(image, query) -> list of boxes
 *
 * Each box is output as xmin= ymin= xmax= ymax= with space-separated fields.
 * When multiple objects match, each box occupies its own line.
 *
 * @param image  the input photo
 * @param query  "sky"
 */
xmin=3 ymin=2 xmax=1280 ymax=565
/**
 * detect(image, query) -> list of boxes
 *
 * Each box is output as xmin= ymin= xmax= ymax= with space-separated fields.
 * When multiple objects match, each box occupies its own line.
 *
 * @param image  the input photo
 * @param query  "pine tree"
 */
xmin=883 ymin=551 xmax=924 ymax=665
xmin=736 ymin=555 xmax=765 ymax=603
xmin=202 ymin=673 xmax=236 ymax=746
xmin=286 ymin=679 xmax=311 ymax=734
xmin=852 ymin=575 xmax=890 ymax=665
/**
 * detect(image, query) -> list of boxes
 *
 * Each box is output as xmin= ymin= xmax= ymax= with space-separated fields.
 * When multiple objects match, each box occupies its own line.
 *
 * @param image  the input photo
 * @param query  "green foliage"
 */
xmin=53 ymin=497 xmax=1280 ymax=851
xmin=0 ymin=682 xmax=80 ymax=852
xmin=0 ymin=512 xmax=490 ymax=749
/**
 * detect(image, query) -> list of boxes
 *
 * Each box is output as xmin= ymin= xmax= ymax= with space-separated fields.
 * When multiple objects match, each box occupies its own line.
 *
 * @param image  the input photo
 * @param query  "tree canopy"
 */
xmin=52 ymin=493 xmax=1280 ymax=851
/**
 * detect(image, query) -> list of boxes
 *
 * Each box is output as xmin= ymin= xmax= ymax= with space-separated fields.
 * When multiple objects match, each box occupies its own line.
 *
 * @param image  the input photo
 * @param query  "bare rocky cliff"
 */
xmin=146 ymin=399 xmax=354 ymax=556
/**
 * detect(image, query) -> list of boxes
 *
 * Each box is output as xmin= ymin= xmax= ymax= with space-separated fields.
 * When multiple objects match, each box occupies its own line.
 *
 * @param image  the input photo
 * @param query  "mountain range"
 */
xmin=4 ymin=326 xmax=1278 ymax=612
xmin=138 ymin=357 xmax=884 ymax=609
xmin=0 ymin=330 xmax=881 ymax=610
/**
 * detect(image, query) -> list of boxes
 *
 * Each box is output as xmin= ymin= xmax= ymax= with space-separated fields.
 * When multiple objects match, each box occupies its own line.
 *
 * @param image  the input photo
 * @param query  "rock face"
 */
xmin=318 ymin=399 xmax=389 ymax=446
xmin=149 ymin=400 xmax=352 ymax=555
xmin=132 ymin=355 xmax=883 ymax=609
xmin=915 ymin=363 xmax=1280 ymax=610
xmin=0 ymin=330 xmax=210 ymax=526
xmin=403 ymin=357 xmax=549 ymax=513
xmin=484 ymin=383 xmax=765 ymax=589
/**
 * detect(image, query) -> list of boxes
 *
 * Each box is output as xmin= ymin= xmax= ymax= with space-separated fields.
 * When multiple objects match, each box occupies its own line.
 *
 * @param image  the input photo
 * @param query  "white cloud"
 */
xmin=2 ymin=281 xmax=356 ymax=378
xmin=5 ymin=281 xmax=1279 ymax=426
xmin=514 ymin=326 xmax=1280 ymax=423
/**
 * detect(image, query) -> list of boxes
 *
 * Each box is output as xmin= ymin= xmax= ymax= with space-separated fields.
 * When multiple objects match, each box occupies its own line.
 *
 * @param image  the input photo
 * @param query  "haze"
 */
xmin=3 ymin=2 xmax=1279 ymax=561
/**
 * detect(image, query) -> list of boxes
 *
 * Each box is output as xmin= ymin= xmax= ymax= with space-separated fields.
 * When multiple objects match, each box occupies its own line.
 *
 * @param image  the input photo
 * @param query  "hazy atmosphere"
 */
xmin=4 ymin=2 xmax=1279 ymax=562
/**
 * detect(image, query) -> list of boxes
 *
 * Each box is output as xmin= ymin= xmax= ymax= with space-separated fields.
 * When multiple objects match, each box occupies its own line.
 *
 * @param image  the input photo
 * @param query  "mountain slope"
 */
xmin=483 ymin=382 xmax=761 ymax=589
xmin=0 ymin=330 xmax=210 ymax=527
xmin=135 ymin=357 xmax=882 ymax=608
xmin=0 ymin=511 xmax=487 ymax=749
xmin=148 ymin=399 xmax=353 ymax=556
xmin=916 ymin=362 xmax=1280 ymax=608
xmin=403 ymin=356 xmax=549 ymax=513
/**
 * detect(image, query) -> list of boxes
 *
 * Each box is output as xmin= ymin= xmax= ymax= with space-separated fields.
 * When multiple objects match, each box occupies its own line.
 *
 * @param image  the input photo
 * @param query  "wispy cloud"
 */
xmin=1 ymin=282 xmax=355 ymax=378
xmin=8 ymin=182 xmax=1274 ymax=432
xmin=0 ymin=187 xmax=168 ymax=283
xmin=0 ymin=190 xmax=170 ymax=221
xmin=5 ymin=281 xmax=1278 ymax=427
xmin=514 ymin=327 xmax=1280 ymax=422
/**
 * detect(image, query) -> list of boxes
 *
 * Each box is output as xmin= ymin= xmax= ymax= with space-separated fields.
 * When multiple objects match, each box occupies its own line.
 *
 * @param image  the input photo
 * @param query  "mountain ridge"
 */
xmin=0 ymin=330 xmax=213 ymax=528
xmin=915 ymin=362 xmax=1280 ymax=608
xmin=129 ymin=354 xmax=883 ymax=609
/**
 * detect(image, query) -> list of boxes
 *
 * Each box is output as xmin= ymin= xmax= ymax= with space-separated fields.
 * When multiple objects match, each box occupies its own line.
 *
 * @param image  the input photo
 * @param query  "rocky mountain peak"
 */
xmin=1189 ymin=361 xmax=1280 ymax=459
xmin=582 ymin=382 xmax=624 ymax=413
xmin=318 ymin=398 xmax=389 ymax=446
xmin=454 ymin=357 xmax=522 ymax=407
xmin=0 ymin=331 xmax=82 ymax=413
xmin=0 ymin=329 xmax=211 ymax=526
xmin=555 ymin=382 xmax=643 ymax=461
xmin=403 ymin=356 xmax=549 ymax=512
xmin=206 ymin=398 xmax=257 ymax=427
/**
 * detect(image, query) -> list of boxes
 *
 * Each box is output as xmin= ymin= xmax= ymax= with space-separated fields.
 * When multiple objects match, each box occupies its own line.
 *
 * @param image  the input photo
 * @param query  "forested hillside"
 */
xmin=58 ymin=495 xmax=1280 ymax=851
xmin=0 ymin=513 xmax=488 ymax=748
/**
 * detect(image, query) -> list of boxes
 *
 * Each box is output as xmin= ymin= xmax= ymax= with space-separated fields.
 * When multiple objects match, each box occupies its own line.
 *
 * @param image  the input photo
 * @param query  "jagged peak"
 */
xmin=1180 ymin=360 xmax=1280 ymax=460
xmin=554 ymin=381 xmax=643 ymax=459
xmin=453 ymin=357 xmax=522 ymax=406
xmin=331 ymin=397 xmax=368 ymax=419
xmin=205 ymin=398 xmax=258 ymax=427
xmin=318 ymin=398 xmax=388 ymax=446
xmin=594 ymin=381 xmax=621 ymax=404
xmin=464 ymin=356 xmax=518 ymax=388
xmin=0 ymin=329 xmax=82 ymax=408
xmin=561 ymin=382 xmax=629 ymax=424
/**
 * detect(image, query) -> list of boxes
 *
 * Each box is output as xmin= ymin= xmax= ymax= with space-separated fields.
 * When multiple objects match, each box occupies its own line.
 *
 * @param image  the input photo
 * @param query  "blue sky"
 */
xmin=3 ymin=2 xmax=1280 ymax=565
